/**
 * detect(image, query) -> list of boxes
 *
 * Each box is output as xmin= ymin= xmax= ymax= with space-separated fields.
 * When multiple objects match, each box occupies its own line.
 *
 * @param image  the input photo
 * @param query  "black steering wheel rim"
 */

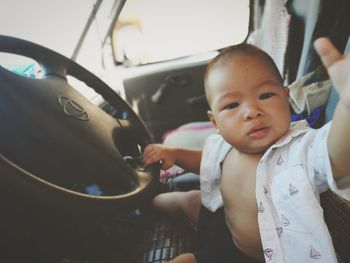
xmin=0 ymin=35 xmax=160 ymax=215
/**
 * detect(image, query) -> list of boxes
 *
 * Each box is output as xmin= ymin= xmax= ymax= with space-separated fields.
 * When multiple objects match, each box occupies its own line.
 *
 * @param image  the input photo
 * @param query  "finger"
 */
xmin=143 ymin=153 xmax=159 ymax=163
xmin=143 ymin=144 xmax=156 ymax=153
xmin=142 ymin=156 xmax=150 ymax=166
xmin=142 ymin=147 xmax=158 ymax=160
xmin=143 ymin=151 xmax=164 ymax=165
xmin=314 ymin=37 xmax=343 ymax=69
xmin=142 ymin=153 xmax=154 ymax=165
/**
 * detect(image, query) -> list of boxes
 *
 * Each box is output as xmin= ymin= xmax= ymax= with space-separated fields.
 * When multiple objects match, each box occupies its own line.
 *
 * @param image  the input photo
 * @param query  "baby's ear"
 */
xmin=207 ymin=110 xmax=217 ymax=127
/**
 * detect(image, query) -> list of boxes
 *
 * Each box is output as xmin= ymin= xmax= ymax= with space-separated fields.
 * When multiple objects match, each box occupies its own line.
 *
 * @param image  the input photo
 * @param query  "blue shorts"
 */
xmin=194 ymin=206 xmax=263 ymax=263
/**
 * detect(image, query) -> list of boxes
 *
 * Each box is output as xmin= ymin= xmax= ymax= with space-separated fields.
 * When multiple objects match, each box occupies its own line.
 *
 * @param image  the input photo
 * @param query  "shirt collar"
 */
xmin=264 ymin=120 xmax=309 ymax=155
xmin=274 ymin=120 xmax=309 ymax=147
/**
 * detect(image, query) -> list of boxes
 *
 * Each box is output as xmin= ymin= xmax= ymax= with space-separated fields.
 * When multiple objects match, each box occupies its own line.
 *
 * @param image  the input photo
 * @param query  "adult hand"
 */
xmin=314 ymin=37 xmax=350 ymax=109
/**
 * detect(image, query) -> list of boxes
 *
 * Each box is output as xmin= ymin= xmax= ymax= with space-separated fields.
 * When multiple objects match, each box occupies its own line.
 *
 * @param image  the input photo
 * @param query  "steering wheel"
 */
xmin=0 ymin=35 xmax=160 ymax=215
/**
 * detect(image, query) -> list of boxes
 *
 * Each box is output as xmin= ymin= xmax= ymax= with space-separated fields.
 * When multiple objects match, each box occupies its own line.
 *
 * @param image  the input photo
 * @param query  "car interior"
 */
xmin=0 ymin=0 xmax=349 ymax=262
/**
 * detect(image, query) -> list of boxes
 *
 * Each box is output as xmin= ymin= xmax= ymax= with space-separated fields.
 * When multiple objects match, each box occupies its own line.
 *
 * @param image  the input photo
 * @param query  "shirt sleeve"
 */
xmin=200 ymin=134 xmax=231 ymax=212
xmin=308 ymin=121 xmax=350 ymax=200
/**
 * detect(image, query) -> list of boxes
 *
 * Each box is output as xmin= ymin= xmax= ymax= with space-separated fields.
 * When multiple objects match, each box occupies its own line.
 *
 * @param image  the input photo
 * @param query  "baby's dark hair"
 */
xmin=204 ymin=43 xmax=283 ymax=105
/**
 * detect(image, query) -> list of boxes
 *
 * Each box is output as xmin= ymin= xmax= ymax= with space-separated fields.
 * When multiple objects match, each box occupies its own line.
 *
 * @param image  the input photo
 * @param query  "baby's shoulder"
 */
xmin=205 ymin=134 xmax=231 ymax=152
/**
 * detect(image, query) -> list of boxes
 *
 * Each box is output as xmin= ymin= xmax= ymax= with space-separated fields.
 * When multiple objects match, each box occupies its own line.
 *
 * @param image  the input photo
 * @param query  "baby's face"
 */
xmin=208 ymin=54 xmax=290 ymax=154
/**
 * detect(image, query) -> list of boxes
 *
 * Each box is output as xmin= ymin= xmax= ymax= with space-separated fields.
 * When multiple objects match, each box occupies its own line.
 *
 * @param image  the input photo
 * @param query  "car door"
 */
xmin=123 ymin=57 xmax=212 ymax=142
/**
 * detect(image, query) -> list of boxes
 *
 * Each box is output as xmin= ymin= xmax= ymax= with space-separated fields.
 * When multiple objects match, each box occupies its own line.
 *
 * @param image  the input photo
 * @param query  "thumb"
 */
xmin=314 ymin=37 xmax=343 ymax=69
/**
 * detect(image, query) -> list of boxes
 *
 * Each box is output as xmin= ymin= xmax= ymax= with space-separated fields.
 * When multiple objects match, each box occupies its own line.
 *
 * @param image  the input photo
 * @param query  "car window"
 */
xmin=113 ymin=0 xmax=250 ymax=66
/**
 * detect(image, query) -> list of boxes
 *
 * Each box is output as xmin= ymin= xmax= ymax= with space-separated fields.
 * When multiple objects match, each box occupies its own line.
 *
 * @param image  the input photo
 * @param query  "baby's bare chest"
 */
xmin=220 ymin=151 xmax=261 ymax=217
xmin=220 ymin=152 xmax=263 ymax=257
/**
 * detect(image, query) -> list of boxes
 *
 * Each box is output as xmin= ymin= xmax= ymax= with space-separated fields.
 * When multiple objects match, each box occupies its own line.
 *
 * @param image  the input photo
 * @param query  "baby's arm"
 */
xmin=142 ymin=144 xmax=202 ymax=174
xmin=314 ymin=38 xmax=350 ymax=179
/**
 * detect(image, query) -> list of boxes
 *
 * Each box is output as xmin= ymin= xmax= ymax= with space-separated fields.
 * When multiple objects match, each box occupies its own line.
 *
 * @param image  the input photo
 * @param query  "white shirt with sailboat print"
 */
xmin=201 ymin=120 xmax=350 ymax=262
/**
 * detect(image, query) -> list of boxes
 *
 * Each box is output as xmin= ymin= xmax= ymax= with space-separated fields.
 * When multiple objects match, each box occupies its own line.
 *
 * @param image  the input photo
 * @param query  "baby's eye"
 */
xmin=259 ymin=92 xmax=274 ymax=100
xmin=223 ymin=102 xmax=239 ymax=110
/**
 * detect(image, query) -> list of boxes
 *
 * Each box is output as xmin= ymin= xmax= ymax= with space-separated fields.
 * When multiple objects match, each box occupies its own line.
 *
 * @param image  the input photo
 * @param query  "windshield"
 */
xmin=0 ymin=0 xmax=93 ymax=66
xmin=113 ymin=0 xmax=249 ymax=65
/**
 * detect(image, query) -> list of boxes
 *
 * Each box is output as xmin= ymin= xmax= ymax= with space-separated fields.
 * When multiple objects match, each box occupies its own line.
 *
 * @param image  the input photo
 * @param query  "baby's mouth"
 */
xmin=248 ymin=126 xmax=269 ymax=138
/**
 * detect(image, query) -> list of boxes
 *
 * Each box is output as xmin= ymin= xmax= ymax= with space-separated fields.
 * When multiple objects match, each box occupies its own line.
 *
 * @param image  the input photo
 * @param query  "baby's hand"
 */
xmin=314 ymin=37 xmax=350 ymax=109
xmin=142 ymin=144 xmax=177 ymax=170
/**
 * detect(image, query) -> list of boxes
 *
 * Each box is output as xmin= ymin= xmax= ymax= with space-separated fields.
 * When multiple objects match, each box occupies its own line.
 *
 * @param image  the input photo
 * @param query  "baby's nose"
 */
xmin=243 ymin=102 xmax=262 ymax=119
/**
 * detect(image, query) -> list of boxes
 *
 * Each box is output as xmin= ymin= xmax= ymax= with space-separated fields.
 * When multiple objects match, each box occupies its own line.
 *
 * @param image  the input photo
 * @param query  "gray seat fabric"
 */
xmin=285 ymin=0 xmax=321 ymax=83
xmin=296 ymin=0 xmax=350 ymax=77
xmin=285 ymin=0 xmax=350 ymax=84
xmin=287 ymin=0 xmax=321 ymax=79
